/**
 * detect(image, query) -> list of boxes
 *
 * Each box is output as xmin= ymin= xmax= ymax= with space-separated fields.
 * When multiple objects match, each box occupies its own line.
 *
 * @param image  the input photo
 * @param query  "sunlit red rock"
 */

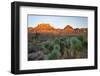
xmin=28 ymin=23 xmax=87 ymax=35
xmin=64 ymin=25 xmax=74 ymax=33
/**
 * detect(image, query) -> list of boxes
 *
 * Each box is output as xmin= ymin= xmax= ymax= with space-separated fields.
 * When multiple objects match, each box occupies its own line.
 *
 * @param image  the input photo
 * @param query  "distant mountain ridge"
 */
xmin=34 ymin=23 xmax=55 ymax=30
xmin=28 ymin=23 xmax=87 ymax=34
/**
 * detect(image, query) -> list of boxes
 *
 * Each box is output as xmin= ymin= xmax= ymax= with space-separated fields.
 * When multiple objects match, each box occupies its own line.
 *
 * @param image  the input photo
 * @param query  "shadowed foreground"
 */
xmin=28 ymin=32 xmax=88 ymax=61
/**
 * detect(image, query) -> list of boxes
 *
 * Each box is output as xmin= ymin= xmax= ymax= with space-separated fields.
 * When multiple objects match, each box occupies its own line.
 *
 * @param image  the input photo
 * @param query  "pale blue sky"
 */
xmin=28 ymin=15 xmax=88 ymax=29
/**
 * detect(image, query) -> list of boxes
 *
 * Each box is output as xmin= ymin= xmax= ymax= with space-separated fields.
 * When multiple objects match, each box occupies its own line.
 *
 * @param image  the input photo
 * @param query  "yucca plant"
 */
xmin=47 ymin=44 xmax=61 ymax=59
xmin=70 ymin=37 xmax=83 ymax=58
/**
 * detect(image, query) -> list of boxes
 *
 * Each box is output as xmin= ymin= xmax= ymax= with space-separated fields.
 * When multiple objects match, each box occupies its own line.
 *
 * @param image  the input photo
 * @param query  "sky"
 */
xmin=28 ymin=15 xmax=88 ymax=29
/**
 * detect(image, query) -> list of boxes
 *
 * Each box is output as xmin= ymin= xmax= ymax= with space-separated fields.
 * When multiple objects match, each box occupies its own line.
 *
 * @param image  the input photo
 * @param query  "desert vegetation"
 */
xmin=28 ymin=32 xmax=88 ymax=61
xmin=28 ymin=24 xmax=88 ymax=61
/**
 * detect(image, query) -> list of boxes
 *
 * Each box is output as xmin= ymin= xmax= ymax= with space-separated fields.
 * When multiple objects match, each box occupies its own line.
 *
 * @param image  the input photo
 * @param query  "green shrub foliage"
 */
xmin=28 ymin=34 xmax=88 ymax=60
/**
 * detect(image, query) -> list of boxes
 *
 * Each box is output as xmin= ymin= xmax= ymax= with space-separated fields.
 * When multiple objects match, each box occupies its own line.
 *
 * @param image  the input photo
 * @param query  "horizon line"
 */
xmin=28 ymin=23 xmax=88 ymax=29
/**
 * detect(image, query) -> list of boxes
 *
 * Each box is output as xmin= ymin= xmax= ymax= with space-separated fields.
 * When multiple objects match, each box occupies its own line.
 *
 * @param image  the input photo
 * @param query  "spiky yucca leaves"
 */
xmin=42 ymin=36 xmax=87 ymax=59
xmin=70 ymin=37 xmax=83 ymax=58
xmin=61 ymin=47 xmax=69 ymax=59
xmin=60 ymin=37 xmax=84 ymax=58
xmin=42 ymin=39 xmax=61 ymax=60
xmin=77 ymin=35 xmax=88 ymax=49
xmin=58 ymin=37 xmax=70 ymax=58
xmin=71 ymin=37 xmax=82 ymax=52
xmin=42 ymin=43 xmax=52 ymax=54
xmin=47 ymin=44 xmax=61 ymax=59
xmin=77 ymin=35 xmax=88 ymax=58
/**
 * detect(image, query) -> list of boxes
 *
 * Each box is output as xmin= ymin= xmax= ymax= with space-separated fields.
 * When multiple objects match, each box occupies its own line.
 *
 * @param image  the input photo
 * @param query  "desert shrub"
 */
xmin=61 ymin=47 xmax=69 ymax=59
xmin=64 ymin=37 xmax=71 ymax=49
xmin=54 ymin=38 xmax=60 ymax=44
xmin=83 ymin=38 xmax=88 ymax=49
xmin=77 ymin=35 xmax=88 ymax=50
xmin=70 ymin=37 xmax=84 ymax=58
xmin=28 ymin=51 xmax=45 ymax=60
xmin=71 ymin=37 xmax=82 ymax=51
xmin=29 ymin=34 xmax=88 ymax=60
xmin=77 ymin=35 xmax=84 ymax=42
xmin=42 ymin=43 xmax=51 ymax=54
xmin=47 ymin=44 xmax=61 ymax=59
